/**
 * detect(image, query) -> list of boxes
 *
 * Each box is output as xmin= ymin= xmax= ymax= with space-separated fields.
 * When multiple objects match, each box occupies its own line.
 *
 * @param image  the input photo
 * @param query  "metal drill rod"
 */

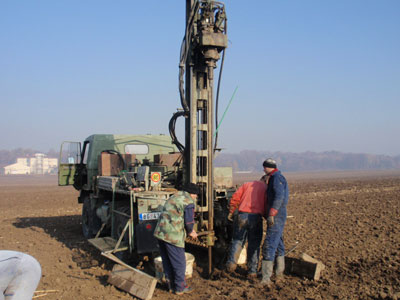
xmin=285 ymin=241 xmax=300 ymax=255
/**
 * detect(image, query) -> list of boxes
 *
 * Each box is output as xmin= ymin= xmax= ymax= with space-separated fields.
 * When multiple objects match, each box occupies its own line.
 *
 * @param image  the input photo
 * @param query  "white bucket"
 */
xmin=237 ymin=247 xmax=247 ymax=265
xmin=154 ymin=252 xmax=195 ymax=282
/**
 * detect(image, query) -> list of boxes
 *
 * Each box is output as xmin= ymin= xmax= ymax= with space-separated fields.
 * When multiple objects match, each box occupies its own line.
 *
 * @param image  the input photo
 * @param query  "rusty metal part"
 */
xmin=185 ymin=237 xmax=208 ymax=248
xmin=196 ymin=231 xmax=211 ymax=237
xmin=206 ymin=231 xmax=215 ymax=247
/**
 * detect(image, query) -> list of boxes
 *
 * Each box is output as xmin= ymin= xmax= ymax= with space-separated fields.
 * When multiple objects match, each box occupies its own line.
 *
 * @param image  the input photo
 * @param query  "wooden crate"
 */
xmin=98 ymin=153 xmax=136 ymax=176
xmin=154 ymin=153 xmax=181 ymax=167
xmin=285 ymin=253 xmax=325 ymax=281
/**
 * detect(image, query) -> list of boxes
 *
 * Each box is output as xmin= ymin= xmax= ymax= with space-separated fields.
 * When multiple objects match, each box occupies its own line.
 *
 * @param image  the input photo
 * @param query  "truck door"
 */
xmin=58 ymin=141 xmax=81 ymax=186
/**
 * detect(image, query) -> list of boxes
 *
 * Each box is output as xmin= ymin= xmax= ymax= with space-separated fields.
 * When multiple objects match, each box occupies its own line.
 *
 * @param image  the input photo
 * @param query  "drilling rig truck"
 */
xmin=58 ymin=0 xmax=233 ymax=274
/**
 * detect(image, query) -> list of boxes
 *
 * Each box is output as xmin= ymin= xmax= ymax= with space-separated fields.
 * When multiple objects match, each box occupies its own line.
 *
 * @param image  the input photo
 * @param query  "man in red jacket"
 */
xmin=225 ymin=178 xmax=267 ymax=277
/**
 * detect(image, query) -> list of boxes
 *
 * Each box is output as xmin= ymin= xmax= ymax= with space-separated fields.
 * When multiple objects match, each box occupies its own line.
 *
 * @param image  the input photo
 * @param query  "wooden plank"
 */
xmin=111 ymin=265 xmax=152 ymax=287
xmin=102 ymin=251 xmax=143 ymax=274
xmin=108 ymin=264 xmax=157 ymax=300
xmin=88 ymin=237 xmax=127 ymax=252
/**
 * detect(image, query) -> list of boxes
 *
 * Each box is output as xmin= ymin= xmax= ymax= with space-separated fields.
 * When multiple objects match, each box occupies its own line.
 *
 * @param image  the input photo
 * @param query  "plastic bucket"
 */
xmin=154 ymin=252 xmax=195 ymax=281
xmin=237 ymin=247 xmax=247 ymax=265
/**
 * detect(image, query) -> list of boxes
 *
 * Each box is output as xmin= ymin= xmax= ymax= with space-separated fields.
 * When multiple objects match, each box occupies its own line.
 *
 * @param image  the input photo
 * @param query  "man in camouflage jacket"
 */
xmin=154 ymin=183 xmax=199 ymax=295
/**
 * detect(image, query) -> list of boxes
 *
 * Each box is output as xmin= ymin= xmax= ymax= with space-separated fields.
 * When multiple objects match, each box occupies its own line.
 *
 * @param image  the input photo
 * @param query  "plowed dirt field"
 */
xmin=1 ymin=171 xmax=399 ymax=300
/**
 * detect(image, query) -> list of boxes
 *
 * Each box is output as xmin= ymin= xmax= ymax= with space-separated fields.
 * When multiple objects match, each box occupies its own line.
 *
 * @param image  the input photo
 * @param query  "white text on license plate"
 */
xmin=139 ymin=212 xmax=161 ymax=221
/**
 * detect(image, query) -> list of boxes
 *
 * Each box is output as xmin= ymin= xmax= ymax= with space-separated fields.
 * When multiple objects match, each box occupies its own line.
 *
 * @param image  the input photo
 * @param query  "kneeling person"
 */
xmin=154 ymin=183 xmax=199 ymax=295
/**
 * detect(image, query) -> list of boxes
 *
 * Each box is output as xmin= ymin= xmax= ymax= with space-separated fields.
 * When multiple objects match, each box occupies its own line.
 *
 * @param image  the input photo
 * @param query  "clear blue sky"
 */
xmin=1 ymin=1 xmax=399 ymax=155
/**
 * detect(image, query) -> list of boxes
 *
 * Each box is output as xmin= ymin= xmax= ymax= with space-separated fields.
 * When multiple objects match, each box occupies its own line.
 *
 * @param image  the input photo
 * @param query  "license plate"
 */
xmin=139 ymin=212 xmax=161 ymax=221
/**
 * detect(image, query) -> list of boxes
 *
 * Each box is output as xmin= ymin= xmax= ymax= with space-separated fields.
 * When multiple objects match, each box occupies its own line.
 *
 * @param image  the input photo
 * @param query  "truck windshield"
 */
xmin=60 ymin=142 xmax=81 ymax=164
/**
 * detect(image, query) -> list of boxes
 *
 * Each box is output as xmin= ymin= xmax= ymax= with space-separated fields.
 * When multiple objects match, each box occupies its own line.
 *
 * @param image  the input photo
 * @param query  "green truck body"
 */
xmin=58 ymin=134 xmax=234 ymax=257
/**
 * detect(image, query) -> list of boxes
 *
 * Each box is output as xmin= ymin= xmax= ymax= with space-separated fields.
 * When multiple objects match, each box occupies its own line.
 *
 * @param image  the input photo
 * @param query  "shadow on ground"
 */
xmin=12 ymin=215 xmax=113 ymax=271
xmin=12 ymin=215 xmax=232 ymax=281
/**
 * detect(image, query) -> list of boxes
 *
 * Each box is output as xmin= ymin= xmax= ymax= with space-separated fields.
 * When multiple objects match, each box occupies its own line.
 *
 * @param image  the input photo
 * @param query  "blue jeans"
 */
xmin=0 ymin=251 xmax=41 ymax=300
xmin=226 ymin=212 xmax=263 ymax=274
xmin=262 ymin=215 xmax=286 ymax=261
xmin=157 ymin=240 xmax=186 ymax=292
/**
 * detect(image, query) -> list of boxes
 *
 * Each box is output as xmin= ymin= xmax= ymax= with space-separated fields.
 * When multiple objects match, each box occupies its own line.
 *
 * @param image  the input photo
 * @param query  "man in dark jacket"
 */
xmin=260 ymin=158 xmax=289 ymax=287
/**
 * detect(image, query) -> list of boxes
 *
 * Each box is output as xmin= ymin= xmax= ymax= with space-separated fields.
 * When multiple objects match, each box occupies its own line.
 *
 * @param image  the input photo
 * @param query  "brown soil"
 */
xmin=1 ymin=171 xmax=400 ymax=300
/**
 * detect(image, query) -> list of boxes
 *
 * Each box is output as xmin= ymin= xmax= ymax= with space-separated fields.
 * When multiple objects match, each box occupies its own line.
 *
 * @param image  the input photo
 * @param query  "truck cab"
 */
xmin=59 ymin=134 xmax=177 ymax=193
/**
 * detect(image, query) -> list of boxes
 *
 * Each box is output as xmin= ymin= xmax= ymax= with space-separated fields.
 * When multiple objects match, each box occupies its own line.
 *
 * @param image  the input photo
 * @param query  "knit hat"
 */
xmin=183 ymin=183 xmax=200 ymax=195
xmin=263 ymin=158 xmax=277 ymax=169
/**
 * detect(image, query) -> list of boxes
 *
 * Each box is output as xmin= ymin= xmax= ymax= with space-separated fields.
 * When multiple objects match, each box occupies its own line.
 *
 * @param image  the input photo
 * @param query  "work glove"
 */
xmin=267 ymin=215 xmax=274 ymax=227
xmin=227 ymin=212 xmax=233 ymax=222
xmin=188 ymin=230 xmax=198 ymax=240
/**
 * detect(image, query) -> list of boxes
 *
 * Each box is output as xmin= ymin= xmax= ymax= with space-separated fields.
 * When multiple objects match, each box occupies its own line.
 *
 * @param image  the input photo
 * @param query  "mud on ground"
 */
xmin=0 ymin=171 xmax=399 ymax=300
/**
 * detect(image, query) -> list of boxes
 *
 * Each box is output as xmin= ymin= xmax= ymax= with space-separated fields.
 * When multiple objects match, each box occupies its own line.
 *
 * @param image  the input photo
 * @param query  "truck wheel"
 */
xmin=82 ymin=197 xmax=101 ymax=239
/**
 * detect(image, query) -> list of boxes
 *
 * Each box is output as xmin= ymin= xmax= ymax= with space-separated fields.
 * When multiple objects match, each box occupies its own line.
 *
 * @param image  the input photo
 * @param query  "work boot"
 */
xmin=165 ymin=280 xmax=173 ymax=293
xmin=174 ymin=285 xmax=194 ymax=295
xmin=275 ymin=256 xmax=285 ymax=283
xmin=226 ymin=262 xmax=237 ymax=273
xmin=260 ymin=260 xmax=274 ymax=288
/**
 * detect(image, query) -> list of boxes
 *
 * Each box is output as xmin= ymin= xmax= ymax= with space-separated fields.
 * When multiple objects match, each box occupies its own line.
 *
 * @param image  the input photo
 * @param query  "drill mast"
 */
xmin=170 ymin=0 xmax=227 ymax=273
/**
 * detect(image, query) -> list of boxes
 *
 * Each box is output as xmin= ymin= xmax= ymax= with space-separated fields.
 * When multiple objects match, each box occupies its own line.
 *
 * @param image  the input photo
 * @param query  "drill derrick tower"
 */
xmin=169 ymin=0 xmax=228 ymax=273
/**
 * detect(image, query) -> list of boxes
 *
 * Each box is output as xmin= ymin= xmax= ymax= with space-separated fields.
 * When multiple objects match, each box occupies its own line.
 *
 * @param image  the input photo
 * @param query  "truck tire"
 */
xmin=82 ymin=197 xmax=102 ymax=239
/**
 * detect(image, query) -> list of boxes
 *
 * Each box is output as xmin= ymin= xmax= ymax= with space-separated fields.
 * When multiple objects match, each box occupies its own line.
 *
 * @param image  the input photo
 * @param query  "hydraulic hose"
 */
xmin=214 ymin=48 xmax=225 ymax=153
xmin=171 ymin=0 xmax=200 ymax=154
xmin=214 ymin=8 xmax=227 ymax=153
xmin=178 ymin=0 xmax=199 ymax=113
xmin=169 ymin=111 xmax=186 ymax=154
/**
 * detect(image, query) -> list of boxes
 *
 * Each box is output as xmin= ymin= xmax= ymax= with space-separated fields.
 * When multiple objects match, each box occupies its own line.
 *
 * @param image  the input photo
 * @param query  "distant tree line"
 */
xmin=215 ymin=150 xmax=400 ymax=172
xmin=2 ymin=148 xmax=400 ymax=173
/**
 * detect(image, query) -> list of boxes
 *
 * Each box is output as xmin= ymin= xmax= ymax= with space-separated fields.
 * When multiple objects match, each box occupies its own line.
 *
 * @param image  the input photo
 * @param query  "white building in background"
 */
xmin=4 ymin=154 xmax=58 ymax=175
